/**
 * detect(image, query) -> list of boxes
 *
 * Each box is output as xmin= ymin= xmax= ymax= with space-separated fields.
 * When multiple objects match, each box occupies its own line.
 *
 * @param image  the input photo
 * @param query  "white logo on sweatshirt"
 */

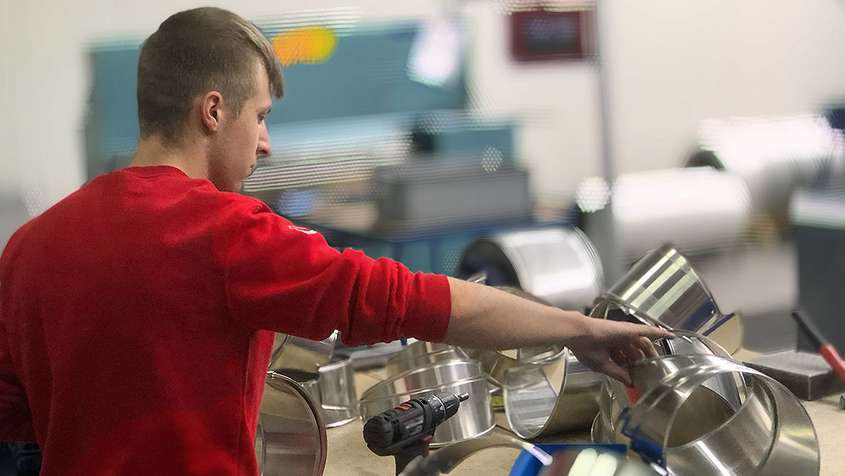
xmin=288 ymin=224 xmax=318 ymax=235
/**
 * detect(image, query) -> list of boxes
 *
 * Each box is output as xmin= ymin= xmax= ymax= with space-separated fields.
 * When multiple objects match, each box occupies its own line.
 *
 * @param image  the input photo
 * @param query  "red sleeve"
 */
xmin=221 ymin=203 xmax=451 ymax=346
xmin=0 ymin=297 xmax=35 ymax=441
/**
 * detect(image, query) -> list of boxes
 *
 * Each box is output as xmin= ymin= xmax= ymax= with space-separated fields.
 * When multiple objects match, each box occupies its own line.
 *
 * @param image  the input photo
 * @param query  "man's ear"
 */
xmin=200 ymin=91 xmax=224 ymax=133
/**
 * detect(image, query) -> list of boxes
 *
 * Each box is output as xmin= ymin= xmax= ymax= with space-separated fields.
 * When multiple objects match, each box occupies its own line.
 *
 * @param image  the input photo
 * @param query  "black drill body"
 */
xmin=362 ymin=392 xmax=469 ymax=474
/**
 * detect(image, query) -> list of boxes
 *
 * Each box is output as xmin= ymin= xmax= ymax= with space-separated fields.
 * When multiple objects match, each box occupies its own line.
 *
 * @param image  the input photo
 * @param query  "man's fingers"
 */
xmin=611 ymin=349 xmax=629 ymax=368
xmin=635 ymin=324 xmax=673 ymax=339
xmin=623 ymin=343 xmax=646 ymax=362
xmin=637 ymin=336 xmax=660 ymax=358
xmin=604 ymin=320 xmax=673 ymax=343
xmin=601 ymin=360 xmax=632 ymax=387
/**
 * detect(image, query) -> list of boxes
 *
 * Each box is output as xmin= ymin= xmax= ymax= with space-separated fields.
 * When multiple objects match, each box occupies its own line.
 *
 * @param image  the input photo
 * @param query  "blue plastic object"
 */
xmin=508 ymin=444 xmax=627 ymax=476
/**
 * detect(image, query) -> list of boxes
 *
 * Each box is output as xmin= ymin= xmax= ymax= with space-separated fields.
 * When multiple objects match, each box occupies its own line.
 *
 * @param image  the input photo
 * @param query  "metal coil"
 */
xmin=688 ymin=114 xmax=845 ymax=223
xmin=576 ymin=167 xmax=753 ymax=262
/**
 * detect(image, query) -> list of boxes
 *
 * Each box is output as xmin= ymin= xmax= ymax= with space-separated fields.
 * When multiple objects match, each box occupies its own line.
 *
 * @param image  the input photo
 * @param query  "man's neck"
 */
xmin=129 ymin=136 xmax=209 ymax=180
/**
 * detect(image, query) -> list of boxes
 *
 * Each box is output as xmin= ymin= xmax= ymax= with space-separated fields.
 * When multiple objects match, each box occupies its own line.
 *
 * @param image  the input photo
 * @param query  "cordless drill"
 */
xmin=363 ymin=392 xmax=469 ymax=475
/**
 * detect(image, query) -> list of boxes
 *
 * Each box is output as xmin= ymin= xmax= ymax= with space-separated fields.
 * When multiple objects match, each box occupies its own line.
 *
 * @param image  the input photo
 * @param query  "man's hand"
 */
xmin=445 ymin=277 xmax=673 ymax=386
xmin=566 ymin=318 xmax=672 ymax=386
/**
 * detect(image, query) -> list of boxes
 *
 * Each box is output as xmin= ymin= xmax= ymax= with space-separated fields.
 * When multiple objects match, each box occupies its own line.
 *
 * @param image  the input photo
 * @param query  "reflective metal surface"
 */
xmin=542 ymin=447 xmax=660 ymax=476
xmin=385 ymin=341 xmax=469 ymax=378
xmin=318 ymin=357 xmax=358 ymax=428
xmin=277 ymin=360 xmax=358 ymax=429
xmin=458 ymin=227 xmax=604 ymax=310
xmin=359 ymin=361 xmax=495 ymax=446
xmin=593 ymin=330 xmax=742 ymax=445
xmin=269 ymin=331 xmax=338 ymax=373
xmin=614 ymin=355 xmax=819 ymax=475
xmin=599 ymin=245 xmax=727 ymax=332
xmin=257 ymin=371 xmax=327 ymax=476
xmin=502 ymin=349 xmax=604 ymax=439
xmin=399 ymin=428 xmax=552 ymax=476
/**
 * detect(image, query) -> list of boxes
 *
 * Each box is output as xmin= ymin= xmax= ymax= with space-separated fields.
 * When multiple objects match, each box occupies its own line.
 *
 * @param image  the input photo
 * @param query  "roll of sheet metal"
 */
xmin=359 ymin=360 xmax=495 ymax=447
xmin=502 ymin=349 xmax=604 ymax=439
xmin=269 ymin=331 xmax=338 ymax=374
xmin=458 ymin=227 xmax=604 ymax=311
xmin=593 ymin=244 xmax=731 ymax=333
xmin=689 ymin=114 xmax=845 ymax=222
xmin=592 ymin=329 xmax=743 ymax=445
xmin=257 ymin=371 xmax=327 ymax=476
xmin=614 ymin=354 xmax=819 ymax=475
xmin=575 ymin=167 xmax=753 ymax=262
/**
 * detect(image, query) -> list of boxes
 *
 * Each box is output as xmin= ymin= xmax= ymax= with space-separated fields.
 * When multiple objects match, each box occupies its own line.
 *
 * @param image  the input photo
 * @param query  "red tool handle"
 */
xmin=792 ymin=310 xmax=845 ymax=384
xmin=819 ymin=344 xmax=845 ymax=383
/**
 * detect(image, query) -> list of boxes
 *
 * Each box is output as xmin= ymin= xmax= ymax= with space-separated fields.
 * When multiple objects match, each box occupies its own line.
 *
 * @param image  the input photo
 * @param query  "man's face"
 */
xmin=208 ymin=60 xmax=273 ymax=192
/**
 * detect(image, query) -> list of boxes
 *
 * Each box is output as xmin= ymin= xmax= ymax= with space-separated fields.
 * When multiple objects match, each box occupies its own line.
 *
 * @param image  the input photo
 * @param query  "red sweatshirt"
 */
xmin=0 ymin=165 xmax=451 ymax=475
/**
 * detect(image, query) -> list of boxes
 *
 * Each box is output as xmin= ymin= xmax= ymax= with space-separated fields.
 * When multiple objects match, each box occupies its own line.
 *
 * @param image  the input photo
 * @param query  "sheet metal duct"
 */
xmin=257 ymin=371 xmax=328 ymax=476
xmin=458 ymin=227 xmax=603 ymax=311
xmin=608 ymin=354 xmax=819 ymax=476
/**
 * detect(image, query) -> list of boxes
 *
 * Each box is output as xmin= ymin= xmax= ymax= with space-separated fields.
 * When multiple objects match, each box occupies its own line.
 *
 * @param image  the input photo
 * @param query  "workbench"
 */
xmin=323 ymin=369 xmax=845 ymax=475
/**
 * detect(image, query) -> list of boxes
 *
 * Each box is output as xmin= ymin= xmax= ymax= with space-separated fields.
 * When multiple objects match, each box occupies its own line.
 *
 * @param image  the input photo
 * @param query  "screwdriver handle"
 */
xmin=792 ymin=310 xmax=845 ymax=384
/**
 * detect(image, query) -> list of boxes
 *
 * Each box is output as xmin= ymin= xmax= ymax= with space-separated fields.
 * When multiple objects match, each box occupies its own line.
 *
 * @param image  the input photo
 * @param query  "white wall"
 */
xmin=2 ymin=0 xmax=845 ymax=213
xmin=604 ymin=0 xmax=845 ymax=176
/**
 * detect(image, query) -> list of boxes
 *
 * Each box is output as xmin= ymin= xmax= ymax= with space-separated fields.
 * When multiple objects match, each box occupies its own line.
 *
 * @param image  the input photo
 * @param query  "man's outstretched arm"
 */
xmin=444 ymin=277 xmax=672 ymax=385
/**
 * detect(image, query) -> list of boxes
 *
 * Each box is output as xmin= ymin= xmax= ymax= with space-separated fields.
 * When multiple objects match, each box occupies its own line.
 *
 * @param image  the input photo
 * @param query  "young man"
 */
xmin=0 ymin=7 xmax=669 ymax=475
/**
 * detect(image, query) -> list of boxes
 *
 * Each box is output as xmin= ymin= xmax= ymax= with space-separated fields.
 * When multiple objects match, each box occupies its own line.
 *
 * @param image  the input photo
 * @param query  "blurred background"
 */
xmin=3 ymin=0 xmax=845 ymax=363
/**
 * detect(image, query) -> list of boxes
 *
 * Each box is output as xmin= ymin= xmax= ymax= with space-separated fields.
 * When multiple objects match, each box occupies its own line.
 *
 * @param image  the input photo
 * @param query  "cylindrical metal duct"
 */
xmin=269 ymin=331 xmax=337 ymax=374
xmin=257 ymin=371 xmax=327 ymax=476
xmin=457 ymin=227 xmax=603 ymax=311
xmin=358 ymin=361 xmax=495 ymax=447
xmin=610 ymin=354 xmax=819 ymax=476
